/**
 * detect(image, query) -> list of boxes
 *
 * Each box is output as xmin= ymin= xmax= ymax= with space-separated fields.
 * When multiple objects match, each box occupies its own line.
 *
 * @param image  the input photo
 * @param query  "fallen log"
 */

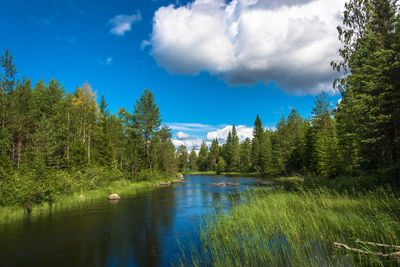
xmin=355 ymin=240 xmax=400 ymax=250
xmin=334 ymin=242 xmax=400 ymax=261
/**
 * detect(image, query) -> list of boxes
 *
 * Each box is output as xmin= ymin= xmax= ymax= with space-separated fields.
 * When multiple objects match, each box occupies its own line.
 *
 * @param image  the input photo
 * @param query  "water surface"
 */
xmin=0 ymin=175 xmax=272 ymax=266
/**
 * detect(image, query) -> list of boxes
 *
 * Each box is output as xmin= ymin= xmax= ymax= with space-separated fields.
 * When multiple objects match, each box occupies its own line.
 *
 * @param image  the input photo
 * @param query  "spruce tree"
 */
xmin=209 ymin=138 xmax=219 ymax=171
xmin=231 ymin=124 xmax=240 ymax=171
xmin=197 ymin=142 xmax=209 ymax=171
xmin=0 ymin=48 xmax=17 ymax=129
xmin=177 ymin=144 xmax=189 ymax=172
xmin=132 ymin=89 xmax=162 ymax=169
xmin=333 ymin=0 xmax=400 ymax=183
xmin=189 ymin=147 xmax=197 ymax=171
xmin=252 ymin=114 xmax=264 ymax=172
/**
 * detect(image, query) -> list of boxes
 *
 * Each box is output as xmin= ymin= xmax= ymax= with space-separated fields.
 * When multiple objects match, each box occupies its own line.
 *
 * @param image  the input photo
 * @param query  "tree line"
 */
xmin=176 ymin=94 xmax=339 ymax=177
xmin=178 ymin=0 xmax=400 ymax=187
xmin=0 ymin=51 xmax=177 ymax=210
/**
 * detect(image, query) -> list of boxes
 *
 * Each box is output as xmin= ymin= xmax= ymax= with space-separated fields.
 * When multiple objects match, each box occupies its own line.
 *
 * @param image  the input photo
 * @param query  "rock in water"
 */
xmin=107 ymin=193 xmax=120 ymax=200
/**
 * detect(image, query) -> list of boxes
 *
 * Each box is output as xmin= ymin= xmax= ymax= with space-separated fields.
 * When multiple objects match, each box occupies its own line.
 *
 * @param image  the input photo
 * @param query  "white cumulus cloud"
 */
xmin=176 ymin=131 xmax=190 ymax=139
xmin=149 ymin=0 xmax=346 ymax=94
xmin=207 ymin=125 xmax=253 ymax=143
xmin=109 ymin=11 xmax=142 ymax=36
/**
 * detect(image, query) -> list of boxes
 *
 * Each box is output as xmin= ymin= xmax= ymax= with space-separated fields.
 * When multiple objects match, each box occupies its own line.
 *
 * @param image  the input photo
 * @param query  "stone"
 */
xmin=107 ymin=193 xmax=120 ymax=200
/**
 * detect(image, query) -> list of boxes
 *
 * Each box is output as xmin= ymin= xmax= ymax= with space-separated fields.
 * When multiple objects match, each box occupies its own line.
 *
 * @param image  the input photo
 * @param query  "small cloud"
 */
xmin=109 ymin=11 xmax=142 ymax=36
xmin=99 ymin=57 xmax=113 ymax=66
xmin=207 ymin=125 xmax=253 ymax=144
xmin=56 ymin=35 xmax=77 ymax=43
xmin=337 ymin=98 xmax=342 ymax=104
xmin=166 ymin=122 xmax=221 ymax=132
xmin=176 ymin=131 xmax=190 ymax=139
xmin=106 ymin=57 xmax=113 ymax=65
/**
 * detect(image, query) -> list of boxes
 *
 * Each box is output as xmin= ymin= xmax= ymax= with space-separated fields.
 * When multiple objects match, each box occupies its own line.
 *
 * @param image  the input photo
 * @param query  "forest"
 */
xmin=0 ymin=0 xmax=400 ymax=215
xmin=1 ymin=0 xmax=400 ymax=265
xmin=0 ymin=54 xmax=178 ymax=211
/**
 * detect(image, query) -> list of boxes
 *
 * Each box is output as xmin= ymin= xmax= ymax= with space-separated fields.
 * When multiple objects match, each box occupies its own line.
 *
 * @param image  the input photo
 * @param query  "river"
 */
xmin=0 ymin=175 xmax=272 ymax=266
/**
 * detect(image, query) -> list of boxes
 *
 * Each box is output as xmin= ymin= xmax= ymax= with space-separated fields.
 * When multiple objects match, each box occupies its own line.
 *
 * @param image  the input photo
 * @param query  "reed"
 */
xmin=188 ymin=187 xmax=400 ymax=266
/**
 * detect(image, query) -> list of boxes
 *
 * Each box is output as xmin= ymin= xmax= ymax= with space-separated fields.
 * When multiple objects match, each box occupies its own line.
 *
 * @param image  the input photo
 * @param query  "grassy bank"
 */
xmin=188 ymin=187 xmax=400 ymax=266
xmin=0 ymin=175 xmax=178 ymax=225
xmin=184 ymin=170 xmax=262 ymax=177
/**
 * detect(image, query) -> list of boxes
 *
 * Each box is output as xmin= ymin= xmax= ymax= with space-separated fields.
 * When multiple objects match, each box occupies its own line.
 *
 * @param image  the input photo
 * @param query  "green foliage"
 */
xmin=216 ymin=156 xmax=226 ymax=174
xmin=197 ymin=142 xmax=209 ymax=171
xmin=209 ymin=138 xmax=219 ymax=171
xmin=239 ymin=138 xmax=252 ymax=172
xmin=188 ymin=147 xmax=197 ymax=171
xmin=177 ymin=144 xmax=189 ymax=172
xmin=333 ymin=0 xmax=400 ymax=184
xmin=69 ymin=139 xmax=88 ymax=168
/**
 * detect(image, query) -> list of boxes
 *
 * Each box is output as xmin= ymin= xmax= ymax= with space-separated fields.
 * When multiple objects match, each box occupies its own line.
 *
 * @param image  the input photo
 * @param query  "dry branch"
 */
xmin=334 ymin=242 xmax=400 ymax=261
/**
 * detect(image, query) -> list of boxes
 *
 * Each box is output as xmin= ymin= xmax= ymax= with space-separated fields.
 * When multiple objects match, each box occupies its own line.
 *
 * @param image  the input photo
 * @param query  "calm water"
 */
xmin=0 ymin=175 xmax=272 ymax=267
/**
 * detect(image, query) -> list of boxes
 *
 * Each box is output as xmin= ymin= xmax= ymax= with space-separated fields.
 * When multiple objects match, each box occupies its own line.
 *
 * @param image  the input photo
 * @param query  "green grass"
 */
xmin=187 ymin=187 xmax=400 ymax=266
xmin=184 ymin=170 xmax=262 ymax=177
xmin=185 ymin=170 xmax=217 ymax=175
xmin=0 ymin=178 xmax=176 ymax=225
xmin=272 ymin=176 xmax=304 ymax=183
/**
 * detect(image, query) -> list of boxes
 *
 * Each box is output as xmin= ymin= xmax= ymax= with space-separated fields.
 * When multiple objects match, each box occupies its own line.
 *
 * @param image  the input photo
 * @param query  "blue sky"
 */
xmin=1 ymin=0 xmax=343 ymax=149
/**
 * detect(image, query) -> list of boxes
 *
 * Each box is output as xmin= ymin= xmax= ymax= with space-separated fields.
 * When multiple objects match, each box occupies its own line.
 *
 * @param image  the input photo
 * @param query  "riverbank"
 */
xmin=189 ymin=187 xmax=400 ymax=266
xmin=185 ymin=170 xmax=262 ymax=177
xmin=0 ymin=174 xmax=180 ymax=225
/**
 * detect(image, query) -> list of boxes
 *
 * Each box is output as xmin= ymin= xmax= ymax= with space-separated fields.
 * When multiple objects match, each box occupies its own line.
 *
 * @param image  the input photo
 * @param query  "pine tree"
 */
xmin=9 ymin=78 xmax=35 ymax=168
xmin=189 ymin=147 xmax=197 ymax=171
xmin=209 ymin=138 xmax=219 ymax=171
xmin=0 ymin=48 xmax=17 ymax=129
xmin=252 ymin=114 xmax=264 ymax=172
xmin=231 ymin=125 xmax=240 ymax=171
xmin=156 ymin=126 xmax=177 ymax=174
xmin=177 ymin=144 xmax=189 ymax=172
xmin=216 ymin=156 xmax=226 ymax=174
xmin=96 ymin=95 xmax=115 ymax=167
xmin=197 ymin=142 xmax=209 ymax=171
xmin=311 ymin=93 xmax=339 ymax=177
xmin=239 ymin=138 xmax=252 ymax=172
xmin=333 ymin=0 xmax=400 ymax=183
xmin=132 ymin=89 xmax=162 ymax=170
xmin=72 ymin=82 xmax=98 ymax=164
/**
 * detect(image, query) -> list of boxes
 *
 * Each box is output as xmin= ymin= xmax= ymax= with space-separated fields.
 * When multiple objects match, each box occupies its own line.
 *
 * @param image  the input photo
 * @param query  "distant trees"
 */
xmin=182 ymin=0 xmax=400 ymax=188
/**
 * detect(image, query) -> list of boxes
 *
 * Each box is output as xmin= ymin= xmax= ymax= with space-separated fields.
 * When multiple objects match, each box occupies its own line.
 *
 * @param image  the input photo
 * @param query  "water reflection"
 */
xmin=0 ymin=175 xmax=271 ymax=267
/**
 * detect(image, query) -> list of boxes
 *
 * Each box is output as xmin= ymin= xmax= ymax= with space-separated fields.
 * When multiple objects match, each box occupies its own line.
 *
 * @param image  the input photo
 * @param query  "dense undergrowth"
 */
xmin=0 ymin=166 xmax=177 ymax=224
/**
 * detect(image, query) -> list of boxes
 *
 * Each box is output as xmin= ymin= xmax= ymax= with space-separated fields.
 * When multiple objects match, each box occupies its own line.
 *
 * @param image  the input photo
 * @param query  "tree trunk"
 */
xmin=88 ymin=129 xmax=91 ymax=164
xmin=16 ymin=128 xmax=22 ymax=169
xmin=66 ymin=112 xmax=70 ymax=160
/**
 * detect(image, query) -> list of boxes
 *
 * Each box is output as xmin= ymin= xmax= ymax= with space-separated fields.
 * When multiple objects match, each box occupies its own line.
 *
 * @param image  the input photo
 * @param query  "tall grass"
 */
xmin=188 ymin=187 xmax=400 ymax=266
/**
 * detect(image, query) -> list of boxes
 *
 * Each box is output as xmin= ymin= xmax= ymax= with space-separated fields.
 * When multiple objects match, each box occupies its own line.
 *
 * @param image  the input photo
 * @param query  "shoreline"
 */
xmin=0 ymin=177 xmax=180 ymax=226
